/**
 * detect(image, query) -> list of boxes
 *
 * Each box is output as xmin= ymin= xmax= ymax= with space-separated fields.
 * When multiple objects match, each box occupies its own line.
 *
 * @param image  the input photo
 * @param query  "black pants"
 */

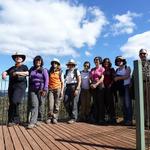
xmin=8 ymin=85 xmax=26 ymax=123
xmin=92 ymin=87 xmax=105 ymax=123
xmin=104 ymin=87 xmax=115 ymax=120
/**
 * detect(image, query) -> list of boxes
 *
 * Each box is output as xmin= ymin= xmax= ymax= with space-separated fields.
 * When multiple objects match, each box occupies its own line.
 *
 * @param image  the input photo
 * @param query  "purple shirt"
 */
xmin=29 ymin=67 xmax=49 ymax=91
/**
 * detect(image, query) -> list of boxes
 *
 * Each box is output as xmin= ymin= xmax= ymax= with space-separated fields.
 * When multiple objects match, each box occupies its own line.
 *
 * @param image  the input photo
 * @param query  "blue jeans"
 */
xmin=122 ymin=85 xmax=132 ymax=123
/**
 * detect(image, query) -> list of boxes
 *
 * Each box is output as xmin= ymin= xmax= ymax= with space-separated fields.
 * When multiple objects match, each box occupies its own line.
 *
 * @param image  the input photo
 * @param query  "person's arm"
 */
xmin=14 ymin=71 xmax=29 ymax=76
xmin=60 ymin=72 xmax=64 ymax=98
xmin=114 ymin=67 xmax=131 ymax=81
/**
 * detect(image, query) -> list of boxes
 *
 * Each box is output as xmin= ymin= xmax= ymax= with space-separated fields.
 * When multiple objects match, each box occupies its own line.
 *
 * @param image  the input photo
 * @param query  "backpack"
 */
xmin=64 ymin=68 xmax=78 ymax=80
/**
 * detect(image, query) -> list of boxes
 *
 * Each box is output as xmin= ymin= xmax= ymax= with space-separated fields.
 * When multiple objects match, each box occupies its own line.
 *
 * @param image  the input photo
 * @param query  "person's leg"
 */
xmin=123 ymin=85 xmax=132 ymax=125
xmin=71 ymin=88 xmax=80 ymax=121
xmin=38 ymin=93 xmax=46 ymax=122
xmin=28 ymin=92 xmax=39 ymax=125
xmin=85 ymin=90 xmax=91 ymax=121
xmin=46 ymin=90 xmax=54 ymax=123
xmin=52 ymin=89 xmax=61 ymax=123
xmin=80 ymin=89 xmax=86 ymax=121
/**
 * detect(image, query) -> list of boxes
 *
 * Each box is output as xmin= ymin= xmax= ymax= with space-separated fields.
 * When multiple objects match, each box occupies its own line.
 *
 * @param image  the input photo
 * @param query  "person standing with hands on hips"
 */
xmin=2 ymin=52 xmax=28 ymax=126
xmin=64 ymin=59 xmax=81 ymax=124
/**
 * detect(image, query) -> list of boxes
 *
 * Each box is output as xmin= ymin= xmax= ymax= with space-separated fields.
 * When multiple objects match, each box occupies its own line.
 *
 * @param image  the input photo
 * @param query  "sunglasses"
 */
xmin=84 ymin=65 xmax=89 ymax=68
xmin=140 ymin=53 xmax=147 ymax=55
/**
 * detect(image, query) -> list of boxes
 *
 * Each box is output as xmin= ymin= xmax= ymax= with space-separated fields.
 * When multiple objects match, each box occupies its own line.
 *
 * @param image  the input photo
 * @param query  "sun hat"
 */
xmin=51 ymin=58 xmax=60 ymax=65
xmin=66 ymin=59 xmax=77 ymax=66
xmin=12 ymin=52 xmax=26 ymax=62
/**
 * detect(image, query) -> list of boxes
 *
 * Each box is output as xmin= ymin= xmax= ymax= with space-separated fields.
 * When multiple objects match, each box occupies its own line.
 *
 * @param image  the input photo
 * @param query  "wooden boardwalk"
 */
xmin=0 ymin=122 xmax=136 ymax=150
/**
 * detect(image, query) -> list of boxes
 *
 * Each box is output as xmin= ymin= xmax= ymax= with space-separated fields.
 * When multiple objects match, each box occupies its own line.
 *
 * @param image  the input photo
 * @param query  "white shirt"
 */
xmin=81 ymin=71 xmax=90 ymax=89
xmin=116 ymin=66 xmax=131 ymax=85
xmin=65 ymin=69 xmax=80 ymax=84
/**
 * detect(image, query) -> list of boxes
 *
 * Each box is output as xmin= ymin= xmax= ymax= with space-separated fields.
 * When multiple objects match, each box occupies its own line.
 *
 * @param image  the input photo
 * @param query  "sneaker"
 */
xmin=8 ymin=122 xmax=16 ymax=127
xmin=27 ymin=124 xmax=35 ymax=129
xmin=68 ymin=119 xmax=75 ymax=124
xmin=124 ymin=121 xmax=132 ymax=126
xmin=46 ymin=119 xmax=51 ymax=124
xmin=36 ymin=121 xmax=42 ymax=126
xmin=52 ymin=119 xmax=58 ymax=124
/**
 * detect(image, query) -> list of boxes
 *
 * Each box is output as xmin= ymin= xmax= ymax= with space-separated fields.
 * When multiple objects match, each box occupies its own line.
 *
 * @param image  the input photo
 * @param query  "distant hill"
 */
xmin=0 ymin=90 xmax=8 ymax=97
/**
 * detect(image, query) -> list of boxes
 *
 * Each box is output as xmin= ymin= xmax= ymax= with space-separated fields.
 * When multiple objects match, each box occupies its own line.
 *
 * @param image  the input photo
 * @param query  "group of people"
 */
xmin=1 ymin=48 xmax=149 ymax=128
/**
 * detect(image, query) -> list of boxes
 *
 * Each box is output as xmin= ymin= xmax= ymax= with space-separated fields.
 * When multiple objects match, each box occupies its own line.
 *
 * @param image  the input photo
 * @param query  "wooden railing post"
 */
xmin=134 ymin=60 xmax=145 ymax=150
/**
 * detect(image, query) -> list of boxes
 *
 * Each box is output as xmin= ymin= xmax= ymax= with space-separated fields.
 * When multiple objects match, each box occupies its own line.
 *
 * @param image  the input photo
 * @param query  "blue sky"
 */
xmin=0 ymin=0 xmax=150 ymax=75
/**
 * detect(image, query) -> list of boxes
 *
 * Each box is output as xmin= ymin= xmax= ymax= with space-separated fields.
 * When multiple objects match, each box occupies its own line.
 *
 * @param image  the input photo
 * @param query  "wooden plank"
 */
xmin=44 ymin=123 xmax=96 ymax=150
xmin=37 ymin=123 xmax=68 ymax=150
xmin=9 ymin=127 xmax=23 ymax=150
xmin=27 ymin=128 xmax=51 ymax=150
xmin=18 ymin=126 xmax=41 ymax=150
xmin=39 ymin=124 xmax=70 ymax=150
xmin=0 ymin=126 xmax=5 ymax=150
xmin=14 ymin=126 xmax=32 ymax=150
xmin=68 ymin=123 xmax=136 ymax=149
xmin=3 ymin=126 xmax=14 ymax=150
xmin=58 ymin=123 xmax=107 ymax=150
xmin=42 ymin=124 xmax=79 ymax=150
xmin=32 ymin=126 xmax=60 ymax=150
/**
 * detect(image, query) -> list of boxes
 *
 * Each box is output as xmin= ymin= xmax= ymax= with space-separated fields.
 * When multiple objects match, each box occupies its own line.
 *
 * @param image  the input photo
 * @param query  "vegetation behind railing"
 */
xmin=0 ymin=79 xmax=136 ymax=125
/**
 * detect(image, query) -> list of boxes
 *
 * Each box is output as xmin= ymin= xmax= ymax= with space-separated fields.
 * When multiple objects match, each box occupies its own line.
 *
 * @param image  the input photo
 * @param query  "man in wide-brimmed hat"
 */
xmin=64 ymin=59 xmax=81 ymax=124
xmin=2 ymin=52 xmax=28 ymax=126
xmin=139 ymin=49 xmax=150 ymax=127
xmin=12 ymin=52 xmax=26 ymax=62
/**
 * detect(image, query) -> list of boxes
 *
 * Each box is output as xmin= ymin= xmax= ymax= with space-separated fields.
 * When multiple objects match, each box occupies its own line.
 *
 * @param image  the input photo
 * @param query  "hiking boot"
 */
xmin=8 ymin=122 xmax=16 ymax=127
xmin=68 ymin=119 xmax=75 ymax=124
xmin=36 ymin=121 xmax=42 ymax=126
xmin=52 ymin=118 xmax=58 ymax=124
xmin=46 ymin=119 xmax=51 ymax=124
xmin=27 ymin=124 xmax=35 ymax=129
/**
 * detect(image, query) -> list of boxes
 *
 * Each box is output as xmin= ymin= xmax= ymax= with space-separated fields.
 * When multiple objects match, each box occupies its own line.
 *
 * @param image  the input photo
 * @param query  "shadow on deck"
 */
xmin=0 ymin=122 xmax=136 ymax=150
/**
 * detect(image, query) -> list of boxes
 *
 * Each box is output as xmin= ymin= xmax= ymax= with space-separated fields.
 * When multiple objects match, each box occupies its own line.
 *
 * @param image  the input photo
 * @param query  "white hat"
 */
xmin=12 ymin=52 xmax=26 ymax=62
xmin=66 ymin=59 xmax=77 ymax=66
xmin=51 ymin=58 xmax=60 ymax=65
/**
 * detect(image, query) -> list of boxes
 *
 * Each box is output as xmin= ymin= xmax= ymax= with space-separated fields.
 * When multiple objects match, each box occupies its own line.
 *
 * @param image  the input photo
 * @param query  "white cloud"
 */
xmin=120 ymin=31 xmax=150 ymax=59
xmin=112 ymin=11 xmax=141 ymax=36
xmin=0 ymin=0 xmax=107 ymax=59
xmin=85 ymin=50 xmax=91 ymax=56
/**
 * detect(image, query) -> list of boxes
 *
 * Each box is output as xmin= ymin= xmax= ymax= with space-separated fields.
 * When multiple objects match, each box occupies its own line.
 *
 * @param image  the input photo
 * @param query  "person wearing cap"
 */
xmin=2 ymin=52 xmax=28 ymax=126
xmin=114 ymin=56 xmax=132 ymax=126
xmin=27 ymin=55 xmax=49 ymax=129
xmin=46 ymin=58 xmax=64 ymax=124
xmin=90 ymin=56 xmax=105 ymax=124
xmin=64 ymin=59 xmax=81 ymax=124
xmin=139 ymin=49 xmax=150 ymax=127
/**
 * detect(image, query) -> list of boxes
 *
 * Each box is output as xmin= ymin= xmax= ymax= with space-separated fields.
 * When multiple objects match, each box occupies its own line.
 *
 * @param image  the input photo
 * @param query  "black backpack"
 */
xmin=64 ymin=69 xmax=78 ymax=80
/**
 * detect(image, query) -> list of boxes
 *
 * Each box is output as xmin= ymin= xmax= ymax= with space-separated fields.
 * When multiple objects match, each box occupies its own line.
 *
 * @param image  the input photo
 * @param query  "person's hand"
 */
xmin=90 ymin=84 xmax=97 ymax=89
xmin=74 ymin=89 xmax=79 ymax=96
xmin=2 ymin=72 xmax=7 ymax=80
xmin=114 ymin=77 xmax=119 ymax=82
xmin=60 ymin=91 xmax=64 ymax=99
xmin=39 ymin=90 xmax=47 ymax=97
xmin=12 ymin=72 xmax=18 ymax=76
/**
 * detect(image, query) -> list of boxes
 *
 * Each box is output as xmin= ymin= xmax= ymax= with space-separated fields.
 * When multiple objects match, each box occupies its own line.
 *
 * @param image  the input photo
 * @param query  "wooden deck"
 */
xmin=0 ymin=122 xmax=136 ymax=150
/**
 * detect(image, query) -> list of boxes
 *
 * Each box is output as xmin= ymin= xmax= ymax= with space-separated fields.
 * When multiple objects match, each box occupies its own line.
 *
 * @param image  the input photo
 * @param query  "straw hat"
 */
xmin=66 ymin=59 xmax=77 ymax=66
